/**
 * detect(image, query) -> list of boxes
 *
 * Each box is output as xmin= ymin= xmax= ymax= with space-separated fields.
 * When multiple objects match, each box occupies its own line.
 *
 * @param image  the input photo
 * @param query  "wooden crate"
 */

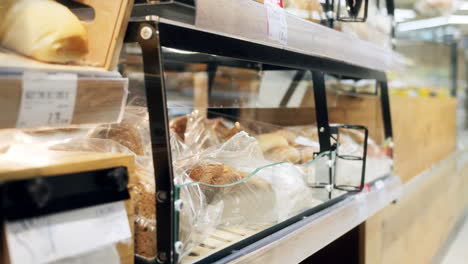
xmin=362 ymin=150 xmax=468 ymax=264
xmin=391 ymin=96 xmax=457 ymax=182
xmin=0 ymin=151 xmax=136 ymax=264
xmin=73 ymin=0 xmax=134 ymax=70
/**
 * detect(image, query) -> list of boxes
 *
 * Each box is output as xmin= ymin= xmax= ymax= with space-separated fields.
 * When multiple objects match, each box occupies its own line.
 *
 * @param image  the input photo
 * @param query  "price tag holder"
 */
xmin=5 ymin=201 xmax=131 ymax=264
xmin=16 ymin=72 xmax=77 ymax=128
xmin=375 ymin=180 xmax=385 ymax=190
xmin=374 ymin=180 xmax=388 ymax=206
xmin=265 ymin=0 xmax=288 ymax=44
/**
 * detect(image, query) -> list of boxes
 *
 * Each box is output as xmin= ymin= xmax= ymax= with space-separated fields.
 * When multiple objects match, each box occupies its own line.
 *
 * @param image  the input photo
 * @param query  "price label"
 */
xmin=375 ymin=180 xmax=385 ymax=190
xmin=265 ymin=0 xmax=288 ymax=44
xmin=16 ymin=72 xmax=77 ymax=128
xmin=5 ymin=201 xmax=130 ymax=264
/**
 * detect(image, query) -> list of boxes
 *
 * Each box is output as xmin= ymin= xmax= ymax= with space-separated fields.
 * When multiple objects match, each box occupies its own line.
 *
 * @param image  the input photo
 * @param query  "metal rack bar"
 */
xmin=0 ymin=167 xmax=129 ymax=221
xmin=312 ymin=71 xmax=332 ymax=152
xmin=124 ymin=21 xmax=177 ymax=264
xmin=157 ymin=23 xmax=388 ymax=81
xmin=379 ymin=81 xmax=394 ymax=142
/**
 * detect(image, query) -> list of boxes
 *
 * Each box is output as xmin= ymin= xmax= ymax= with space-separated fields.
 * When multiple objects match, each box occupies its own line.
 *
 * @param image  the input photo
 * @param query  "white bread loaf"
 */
xmin=0 ymin=0 xmax=88 ymax=63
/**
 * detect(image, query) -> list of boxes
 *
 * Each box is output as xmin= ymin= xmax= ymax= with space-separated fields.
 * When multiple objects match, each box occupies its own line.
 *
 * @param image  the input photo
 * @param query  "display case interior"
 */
xmin=121 ymin=20 xmax=393 ymax=264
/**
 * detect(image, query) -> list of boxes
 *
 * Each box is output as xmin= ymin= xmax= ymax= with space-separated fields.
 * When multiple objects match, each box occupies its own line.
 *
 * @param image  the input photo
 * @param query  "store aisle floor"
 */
xmin=440 ymin=216 xmax=468 ymax=264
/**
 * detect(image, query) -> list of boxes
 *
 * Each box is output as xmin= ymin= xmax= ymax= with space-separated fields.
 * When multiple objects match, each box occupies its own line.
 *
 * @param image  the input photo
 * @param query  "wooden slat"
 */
xmin=74 ymin=0 xmax=134 ymax=70
xmin=363 ymin=150 xmax=468 ymax=264
xmin=181 ymin=225 xmax=268 ymax=264
xmin=391 ymin=96 xmax=457 ymax=183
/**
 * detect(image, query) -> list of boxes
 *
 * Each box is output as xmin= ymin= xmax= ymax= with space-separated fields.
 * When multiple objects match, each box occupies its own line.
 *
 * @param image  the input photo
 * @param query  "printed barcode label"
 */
xmin=265 ymin=0 xmax=288 ymax=44
xmin=16 ymin=72 xmax=77 ymax=128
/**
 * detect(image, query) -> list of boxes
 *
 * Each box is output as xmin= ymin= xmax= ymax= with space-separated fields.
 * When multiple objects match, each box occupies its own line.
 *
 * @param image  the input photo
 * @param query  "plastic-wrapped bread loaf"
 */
xmin=88 ymin=107 xmax=151 ymax=157
xmin=130 ymin=168 xmax=156 ymax=259
xmin=189 ymin=162 xmax=277 ymax=224
xmin=0 ymin=0 xmax=88 ymax=63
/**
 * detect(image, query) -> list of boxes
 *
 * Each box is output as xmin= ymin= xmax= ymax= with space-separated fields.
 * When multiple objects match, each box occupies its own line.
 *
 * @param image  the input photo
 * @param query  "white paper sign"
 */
xmin=5 ymin=201 xmax=131 ymax=264
xmin=265 ymin=0 xmax=288 ymax=44
xmin=50 ymin=245 xmax=121 ymax=264
xmin=16 ymin=72 xmax=77 ymax=128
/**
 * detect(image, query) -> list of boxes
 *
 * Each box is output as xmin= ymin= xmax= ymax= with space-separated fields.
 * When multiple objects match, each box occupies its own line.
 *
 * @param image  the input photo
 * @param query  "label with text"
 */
xmin=265 ymin=0 xmax=287 ymax=44
xmin=5 ymin=201 xmax=130 ymax=264
xmin=16 ymin=72 xmax=77 ymax=128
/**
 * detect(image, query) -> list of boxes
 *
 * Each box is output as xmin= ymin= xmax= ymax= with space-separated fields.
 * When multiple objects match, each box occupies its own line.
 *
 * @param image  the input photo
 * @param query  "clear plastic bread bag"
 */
xmin=174 ymin=131 xmax=322 ymax=235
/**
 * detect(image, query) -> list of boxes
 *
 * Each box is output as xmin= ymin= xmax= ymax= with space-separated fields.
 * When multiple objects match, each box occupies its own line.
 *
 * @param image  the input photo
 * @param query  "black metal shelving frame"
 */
xmin=0 ymin=166 xmax=131 ymax=237
xmin=124 ymin=19 xmax=393 ymax=264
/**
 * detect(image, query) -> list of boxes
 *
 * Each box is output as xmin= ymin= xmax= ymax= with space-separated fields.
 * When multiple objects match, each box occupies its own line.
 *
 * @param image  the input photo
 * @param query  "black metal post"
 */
xmin=312 ymin=71 xmax=332 ymax=152
xmin=207 ymin=63 xmax=218 ymax=98
xmin=450 ymin=39 xmax=458 ymax=97
xmin=379 ymin=81 xmax=393 ymax=142
xmin=125 ymin=21 xmax=176 ymax=264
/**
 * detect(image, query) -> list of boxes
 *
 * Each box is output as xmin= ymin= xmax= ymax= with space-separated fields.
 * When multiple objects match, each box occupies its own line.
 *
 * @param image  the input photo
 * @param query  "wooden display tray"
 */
xmin=73 ymin=0 xmax=134 ymax=70
xmin=182 ymin=225 xmax=271 ymax=264
xmin=0 ymin=151 xmax=136 ymax=264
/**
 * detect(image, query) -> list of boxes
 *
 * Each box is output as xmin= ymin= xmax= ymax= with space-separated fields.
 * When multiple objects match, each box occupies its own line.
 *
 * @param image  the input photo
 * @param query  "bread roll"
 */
xmin=272 ymin=129 xmax=298 ymax=145
xmin=209 ymin=119 xmax=243 ymax=141
xmin=266 ymin=146 xmax=301 ymax=163
xmin=299 ymin=146 xmax=318 ymax=164
xmin=170 ymin=116 xmax=188 ymax=141
xmin=257 ymin=133 xmax=289 ymax=152
xmin=0 ymin=0 xmax=88 ymax=63
xmin=189 ymin=163 xmax=226 ymax=184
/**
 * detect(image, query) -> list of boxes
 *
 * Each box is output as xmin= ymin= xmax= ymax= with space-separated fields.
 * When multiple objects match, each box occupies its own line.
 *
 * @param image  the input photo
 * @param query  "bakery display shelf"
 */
xmin=131 ymin=0 xmax=405 ymax=72
xmin=125 ymin=15 xmax=394 ymax=263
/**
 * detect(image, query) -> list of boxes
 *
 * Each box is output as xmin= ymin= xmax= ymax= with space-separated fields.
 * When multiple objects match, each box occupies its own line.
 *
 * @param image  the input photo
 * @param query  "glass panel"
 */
xmin=160 ymin=48 xmax=340 ymax=261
